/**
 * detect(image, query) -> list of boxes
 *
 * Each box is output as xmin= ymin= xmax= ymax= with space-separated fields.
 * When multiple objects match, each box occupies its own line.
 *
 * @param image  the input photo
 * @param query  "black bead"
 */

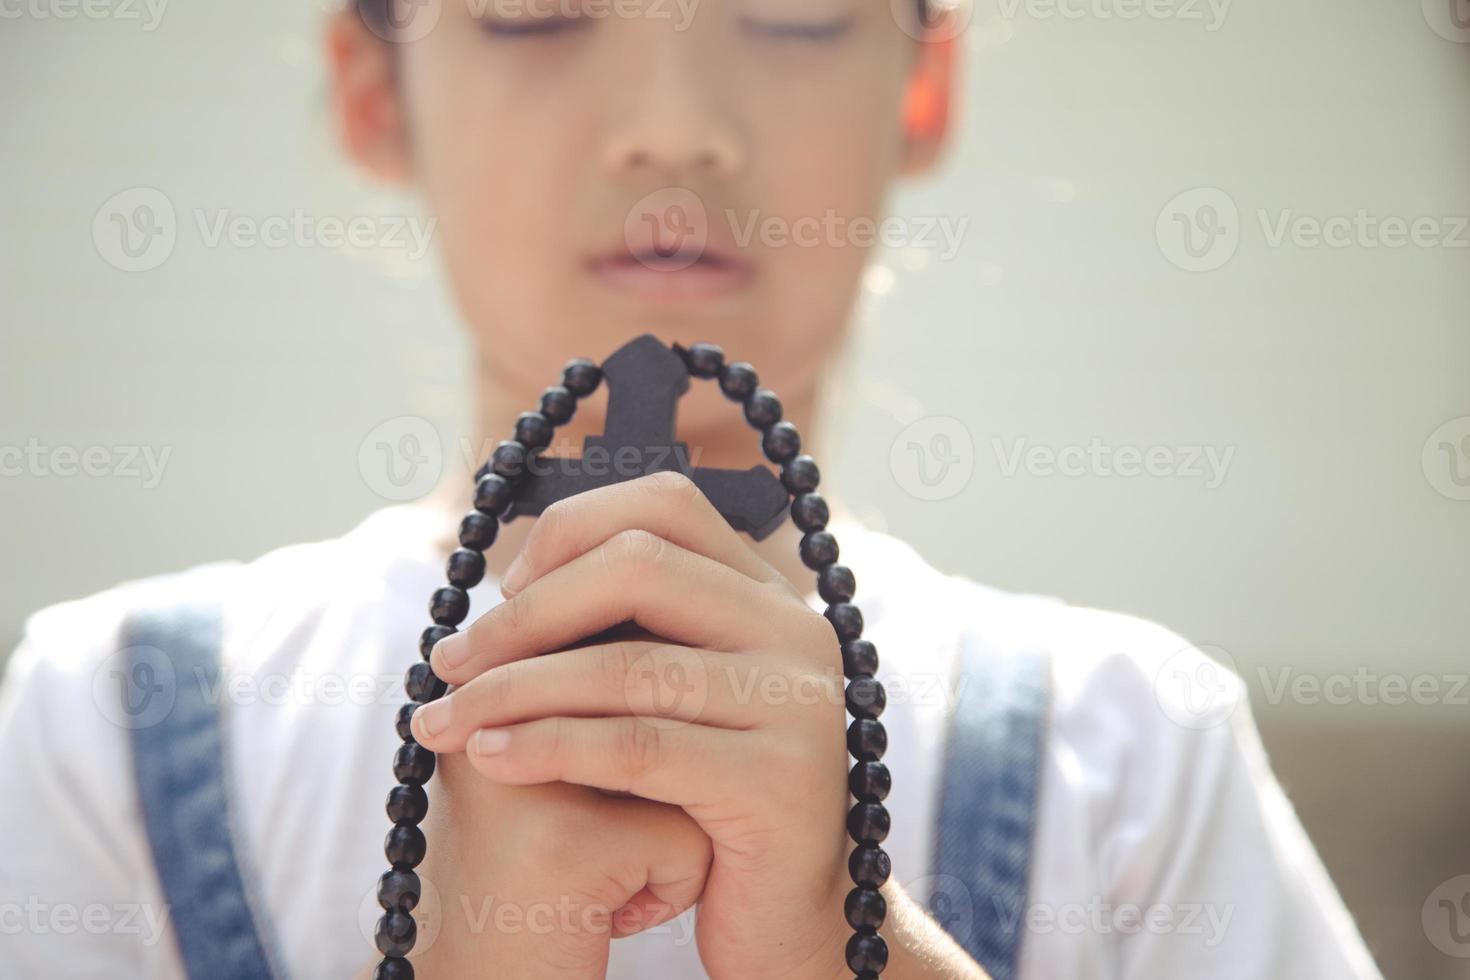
xmin=791 ymin=492 xmax=830 ymax=533
xmin=429 ymin=586 xmax=469 ymax=627
xmin=446 ymin=548 xmax=486 ymax=590
xmin=386 ymin=782 xmax=429 ymax=825
xmin=718 ymin=361 xmax=758 ymax=401
xmin=846 ymin=932 xmax=888 ymax=973
xmin=405 ymin=662 xmax=448 ymax=704
xmin=842 ymin=639 xmax=879 ymax=677
xmin=378 ymin=868 xmax=422 ymax=913
xmin=800 ymin=531 xmax=839 ymax=570
xmin=514 ymin=411 xmax=554 ymax=450
xmin=395 ymin=703 xmax=418 ymax=742
xmin=845 ymin=886 xmax=887 ymax=931
xmin=540 ymin=385 xmax=577 ymax=425
xmin=491 ymin=440 xmax=530 ymax=482
xmin=744 ymin=389 xmax=783 ymax=428
xmin=761 ymin=422 xmax=801 ymax=464
xmin=782 ymin=455 xmax=821 ymax=495
xmin=825 ymin=602 xmax=864 ymax=644
xmin=562 ymin=358 xmax=603 ymax=397
xmin=393 ymin=742 xmax=437 ymax=786
xmin=848 ymin=718 xmax=887 ymax=761
xmin=846 ymin=676 xmax=887 ymax=720
xmin=675 ymin=342 xmax=725 ymax=379
xmin=847 ymin=802 xmax=891 ymax=846
xmin=419 ymin=625 xmax=455 ymax=660
xmin=385 ymin=823 xmax=427 ymax=870
xmin=474 ymin=474 xmax=514 ymax=517
xmin=850 ymin=761 xmax=891 ymax=803
xmin=818 ymin=564 xmax=856 ymax=604
xmin=459 ymin=512 xmax=498 ymax=551
xmin=849 ymin=844 xmax=892 ymax=889
xmin=375 ymin=909 xmax=417 ymax=958
xmin=373 ymin=957 xmax=414 ymax=980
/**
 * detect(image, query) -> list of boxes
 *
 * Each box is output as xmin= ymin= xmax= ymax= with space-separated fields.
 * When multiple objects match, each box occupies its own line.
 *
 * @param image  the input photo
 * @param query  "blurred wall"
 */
xmin=2 ymin=1 xmax=1467 ymax=977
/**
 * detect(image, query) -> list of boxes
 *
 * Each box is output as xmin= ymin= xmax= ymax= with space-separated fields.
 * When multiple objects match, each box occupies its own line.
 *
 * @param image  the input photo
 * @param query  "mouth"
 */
xmin=586 ymin=243 xmax=756 ymax=304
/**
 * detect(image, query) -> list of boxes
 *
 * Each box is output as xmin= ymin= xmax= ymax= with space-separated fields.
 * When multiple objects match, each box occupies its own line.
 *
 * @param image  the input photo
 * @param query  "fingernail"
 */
xmin=433 ymin=634 xmax=469 ymax=670
xmin=413 ymin=699 xmax=449 ymax=739
xmin=473 ymin=728 xmax=511 ymax=756
xmin=502 ymin=554 xmax=530 ymax=596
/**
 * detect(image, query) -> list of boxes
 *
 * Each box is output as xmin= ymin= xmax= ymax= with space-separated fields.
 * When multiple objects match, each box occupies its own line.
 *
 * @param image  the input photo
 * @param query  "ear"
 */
xmin=898 ymin=19 xmax=961 ymax=177
xmin=325 ymin=12 xmax=414 ymax=184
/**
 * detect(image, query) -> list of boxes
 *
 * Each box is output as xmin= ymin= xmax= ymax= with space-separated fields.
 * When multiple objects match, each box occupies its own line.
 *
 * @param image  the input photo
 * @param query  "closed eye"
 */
xmin=481 ymin=16 xmax=587 ymax=37
xmin=739 ymin=13 xmax=855 ymax=41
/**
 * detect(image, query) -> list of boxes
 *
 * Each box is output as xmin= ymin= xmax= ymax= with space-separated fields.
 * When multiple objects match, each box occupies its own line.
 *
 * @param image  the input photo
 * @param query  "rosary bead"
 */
xmin=847 ymin=718 xmax=887 ymax=761
xmin=373 ymin=957 xmax=414 ymax=980
xmin=405 ymin=662 xmax=448 ymax=704
xmin=847 ymin=802 xmax=891 ymax=846
xmin=846 ymin=932 xmax=889 ymax=973
xmin=825 ymin=602 xmax=864 ymax=644
xmin=848 ymin=844 xmax=892 ymax=889
xmin=677 ymin=342 xmax=725 ymax=379
xmin=386 ymin=783 xmax=429 ymax=826
xmin=718 ymin=361 xmax=759 ymax=401
xmin=393 ymin=742 xmax=437 ymax=786
xmin=429 ymin=587 xmax=469 ymax=627
xmin=459 ymin=511 xmax=498 ymax=552
xmin=474 ymin=473 xmax=514 ymax=517
xmin=790 ymin=492 xmax=830 ymax=533
xmin=375 ymin=909 xmax=417 ymax=958
xmin=761 ymin=422 xmax=802 ymax=464
xmin=540 ymin=385 xmax=577 ymax=425
xmin=385 ymin=823 xmax=427 ymax=870
xmin=377 ymin=868 xmax=422 ymax=913
xmin=845 ymin=886 xmax=887 ymax=931
xmin=744 ymin=389 xmax=783 ymax=429
xmin=514 ymin=411 xmax=554 ymax=450
xmin=849 ymin=761 xmax=891 ymax=804
xmin=818 ymin=564 xmax=856 ymax=604
xmin=800 ymin=530 xmax=839 ymax=570
xmin=419 ymin=625 xmax=455 ymax=660
xmin=490 ymin=440 xmax=530 ymax=482
xmin=394 ymin=703 xmax=418 ymax=742
xmin=845 ymin=676 xmax=887 ymax=720
xmin=562 ymin=358 xmax=603 ymax=397
xmin=842 ymin=639 xmax=880 ymax=678
xmin=782 ymin=455 xmax=821 ymax=495
xmin=446 ymin=548 xmax=486 ymax=590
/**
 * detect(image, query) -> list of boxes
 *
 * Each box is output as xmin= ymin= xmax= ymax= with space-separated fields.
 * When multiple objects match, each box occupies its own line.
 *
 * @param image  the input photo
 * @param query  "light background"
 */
xmin=2 ymin=1 xmax=1468 ymax=977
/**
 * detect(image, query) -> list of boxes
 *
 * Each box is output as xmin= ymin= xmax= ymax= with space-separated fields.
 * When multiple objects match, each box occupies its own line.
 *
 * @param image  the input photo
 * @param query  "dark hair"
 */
xmin=354 ymin=1 xmax=936 ymax=37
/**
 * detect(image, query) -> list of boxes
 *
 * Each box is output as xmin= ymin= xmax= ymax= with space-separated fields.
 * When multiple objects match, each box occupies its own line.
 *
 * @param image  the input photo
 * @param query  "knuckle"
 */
xmin=646 ymin=469 xmax=697 ymax=500
xmin=615 ymin=717 xmax=661 ymax=786
xmin=498 ymin=590 xmax=535 ymax=636
xmin=604 ymin=527 xmax=666 ymax=570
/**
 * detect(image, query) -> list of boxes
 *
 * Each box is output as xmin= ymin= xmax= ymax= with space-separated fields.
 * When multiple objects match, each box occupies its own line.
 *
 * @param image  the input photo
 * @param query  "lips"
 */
xmin=587 ymin=237 xmax=755 ymax=303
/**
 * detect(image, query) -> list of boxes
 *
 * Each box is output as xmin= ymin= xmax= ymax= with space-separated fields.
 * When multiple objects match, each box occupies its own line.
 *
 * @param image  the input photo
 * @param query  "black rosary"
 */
xmin=371 ymin=335 xmax=893 ymax=979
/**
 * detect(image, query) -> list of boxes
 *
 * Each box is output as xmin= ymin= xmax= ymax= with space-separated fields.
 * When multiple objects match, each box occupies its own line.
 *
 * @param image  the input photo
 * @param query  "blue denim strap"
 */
xmin=122 ymin=601 xmax=287 ymax=980
xmin=927 ymin=640 xmax=1050 ymax=980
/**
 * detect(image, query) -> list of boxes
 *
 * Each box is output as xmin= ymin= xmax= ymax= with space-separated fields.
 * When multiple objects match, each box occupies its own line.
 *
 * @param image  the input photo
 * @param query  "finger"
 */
xmin=465 ymin=715 xmax=762 ymax=810
xmin=601 ymin=796 xmax=712 ymax=940
xmin=501 ymin=470 xmax=783 ymax=597
xmin=433 ymin=530 xmax=815 ymax=684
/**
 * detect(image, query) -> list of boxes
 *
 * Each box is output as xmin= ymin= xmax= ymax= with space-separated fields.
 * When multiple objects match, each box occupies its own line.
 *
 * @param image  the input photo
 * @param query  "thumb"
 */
xmin=597 ymin=796 xmax=712 ymax=940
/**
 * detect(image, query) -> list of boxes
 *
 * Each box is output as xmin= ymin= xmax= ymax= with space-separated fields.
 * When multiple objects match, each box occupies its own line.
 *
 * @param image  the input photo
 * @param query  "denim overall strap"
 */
xmin=928 ymin=639 xmax=1051 ymax=980
xmin=122 ymin=601 xmax=287 ymax=980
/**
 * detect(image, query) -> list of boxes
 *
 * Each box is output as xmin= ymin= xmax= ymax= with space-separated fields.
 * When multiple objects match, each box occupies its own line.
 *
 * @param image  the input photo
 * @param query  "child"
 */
xmin=0 ymin=1 xmax=1383 ymax=978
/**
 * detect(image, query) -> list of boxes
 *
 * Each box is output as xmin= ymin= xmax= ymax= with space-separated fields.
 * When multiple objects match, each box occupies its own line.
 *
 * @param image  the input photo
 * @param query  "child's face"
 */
xmin=331 ymin=0 xmax=954 ymax=418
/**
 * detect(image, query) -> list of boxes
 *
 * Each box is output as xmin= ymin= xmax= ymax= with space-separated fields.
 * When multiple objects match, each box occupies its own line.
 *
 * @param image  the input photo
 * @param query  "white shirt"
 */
xmin=0 ymin=504 xmax=1382 ymax=979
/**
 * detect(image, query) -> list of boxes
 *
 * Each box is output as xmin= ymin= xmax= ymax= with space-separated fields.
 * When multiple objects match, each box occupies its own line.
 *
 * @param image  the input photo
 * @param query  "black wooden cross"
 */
xmin=505 ymin=334 xmax=791 ymax=541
